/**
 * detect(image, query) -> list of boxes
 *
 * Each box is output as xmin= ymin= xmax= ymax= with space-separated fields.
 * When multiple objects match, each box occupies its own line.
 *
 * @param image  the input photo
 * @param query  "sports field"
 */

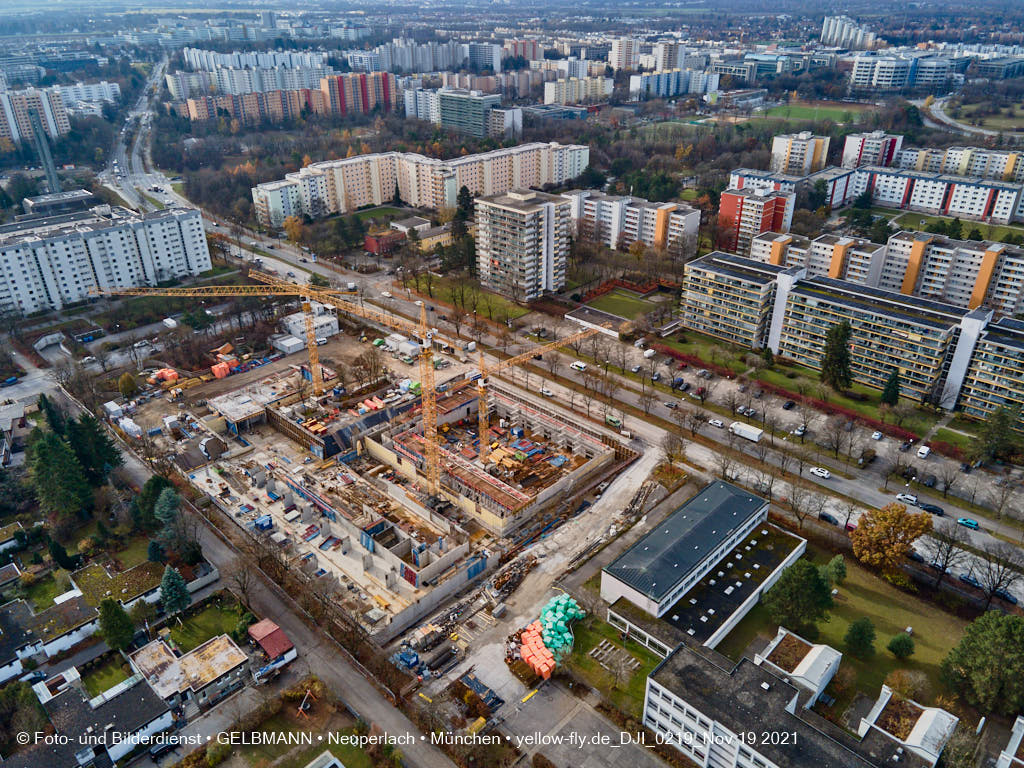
xmin=762 ymin=103 xmax=870 ymax=122
xmin=586 ymin=289 xmax=658 ymax=319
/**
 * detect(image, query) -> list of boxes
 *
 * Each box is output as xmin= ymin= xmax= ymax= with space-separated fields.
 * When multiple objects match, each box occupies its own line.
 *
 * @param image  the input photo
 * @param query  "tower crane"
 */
xmin=475 ymin=326 xmax=605 ymax=464
xmin=96 ymin=270 xmax=443 ymax=493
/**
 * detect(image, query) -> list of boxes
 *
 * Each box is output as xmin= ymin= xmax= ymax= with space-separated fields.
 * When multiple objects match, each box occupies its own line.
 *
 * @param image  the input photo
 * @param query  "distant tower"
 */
xmin=28 ymin=109 xmax=61 ymax=194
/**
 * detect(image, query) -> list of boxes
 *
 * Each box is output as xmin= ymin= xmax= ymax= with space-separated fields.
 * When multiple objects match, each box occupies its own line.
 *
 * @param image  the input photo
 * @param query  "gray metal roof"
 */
xmin=603 ymin=481 xmax=767 ymax=602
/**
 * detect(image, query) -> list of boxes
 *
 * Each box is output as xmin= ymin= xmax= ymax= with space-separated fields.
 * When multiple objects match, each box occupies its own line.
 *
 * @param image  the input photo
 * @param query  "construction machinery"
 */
xmin=475 ymin=326 xmax=604 ymax=463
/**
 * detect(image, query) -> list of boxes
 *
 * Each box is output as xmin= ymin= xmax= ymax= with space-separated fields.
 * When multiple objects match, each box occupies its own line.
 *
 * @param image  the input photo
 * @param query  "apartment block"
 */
xmin=563 ymin=189 xmax=699 ymax=252
xmin=182 ymin=88 xmax=326 ymax=125
xmin=56 ymin=80 xmax=120 ymax=108
xmin=609 ymin=37 xmax=640 ymax=71
xmin=439 ymin=88 xmax=501 ymax=137
xmin=503 ymin=39 xmax=541 ymax=61
xmin=628 ymin=68 xmax=720 ymax=98
xmin=821 ymin=15 xmax=879 ymax=49
xmin=959 ymin=318 xmax=1024 ymax=430
xmin=543 ymin=76 xmax=613 ymax=105
xmin=770 ymin=131 xmax=830 ymax=175
xmin=319 ymin=72 xmax=397 ymax=116
xmin=0 ymin=206 xmax=211 ymax=315
xmin=728 ymin=168 xmax=802 ymax=196
xmin=182 ymin=47 xmax=329 ymax=71
xmin=681 ymin=253 xmax=787 ymax=348
xmin=718 ymin=189 xmax=795 ymax=254
xmin=0 ymin=86 xmax=69 ymax=143
xmin=404 ymin=87 xmax=441 ymax=123
xmin=475 ymin=189 xmax=570 ymax=300
xmin=892 ymin=145 xmax=1024 ymax=183
xmin=252 ymin=142 xmax=590 ymax=228
xmin=749 ymin=232 xmax=887 ymax=283
xmin=165 ymin=71 xmax=212 ymax=100
xmin=466 ymin=42 xmax=502 ymax=73
xmin=851 ymin=166 xmax=1024 ymax=224
xmin=841 ymin=131 xmax=904 ymax=168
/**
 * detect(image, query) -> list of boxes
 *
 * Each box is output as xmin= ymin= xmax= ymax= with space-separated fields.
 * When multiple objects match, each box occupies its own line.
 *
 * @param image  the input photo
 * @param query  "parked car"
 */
xmin=381 ymin=291 xmax=392 ymax=298
xmin=957 ymin=517 xmax=980 ymax=530
xmin=782 ymin=400 xmax=796 ymax=410
xmin=922 ymin=475 xmax=937 ymax=488
xmin=753 ymin=390 xmax=763 ymax=399
xmin=738 ymin=384 xmax=748 ymax=393
xmin=896 ymin=493 xmax=919 ymax=506
xmin=745 ymin=409 xmax=758 ymax=419
xmin=899 ymin=440 xmax=914 ymax=452
xmin=540 ymin=387 xmax=554 ymax=397
xmin=919 ymin=503 xmax=945 ymax=516
xmin=736 ymin=406 xmax=749 ymax=416
xmin=82 ymin=356 xmax=97 ymax=364
xmin=679 ymin=382 xmax=691 ymax=392
xmin=792 ymin=425 xmax=807 ymax=437
xmin=818 ymin=512 xmax=838 ymax=525
xmin=651 ymin=372 xmax=661 ymax=382
xmin=907 ymin=551 xmax=925 ymax=563
xmin=630 ymin=365 xmax=642 ymax=374
xmin=708 ymin=419 xmax=725 ymax=428
xmin=871 ymin=431 xmax=884 ymax=441
xmin=664 ymin=401 xmax=678 ymax=409
xmin=994 ymin=589 xmax=1019 ymax=605
xmin=959 ymin=573 xmax=983 ymax=589
xmin=917 ymin=445 xmax=931 ymax=459
xmin=959 ymin=462 xmax=973 ymax=474
xmin=810 ymin=467 xmax=831 ymax=479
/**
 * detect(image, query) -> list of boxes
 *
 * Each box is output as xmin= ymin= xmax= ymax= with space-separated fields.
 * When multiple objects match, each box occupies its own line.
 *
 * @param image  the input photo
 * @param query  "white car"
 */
xmin=708 ymin=418 xmax=725 ymax=428
xmin=871 ymin=431 xmax=884 ymax=441
xmin=540 ymin=387 xmax=554 ymax=397
xmin=82 ymin=356 xmax=97 ymax=364
xmin=810 ymin=467 xmax=831 ymax=479
xmin=380 ymin=291 xmax=392 ymax=299
xmin=896 ymin=493 xmax=919 ymax=506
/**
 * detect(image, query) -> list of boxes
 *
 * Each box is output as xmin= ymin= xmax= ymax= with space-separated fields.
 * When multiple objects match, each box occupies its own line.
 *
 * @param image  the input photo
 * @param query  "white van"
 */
xmin=570 ymin=361 xmax=587 ymax=372
xmin=917 ymin=445 xmax=931 ymax=459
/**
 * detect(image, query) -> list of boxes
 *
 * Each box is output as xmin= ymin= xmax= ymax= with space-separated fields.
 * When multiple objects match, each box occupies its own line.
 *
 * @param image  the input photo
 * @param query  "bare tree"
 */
xmin=662 ymin=432 xmax=686 ymax=465
xmin=724 ymin=389 xmax=743 ymax=416
xmin=821 ymin=417 xmax=847 ymax=459
xmin=975 ymin=541 xmax=1024 ymax=609
xmin=696 ymin=380 xmax=717 ymax=407
xmin=787 ymin=481 xmax=814 ymax=529
xmin=607 ymin=652 xmax=634 ymax=691
xmin=837 ymin=500 xmax=860 ymax=531
xmin=223 ymin=555 xmax=258 ymax=606
xmin=762 ymin=408 xmax=780 ymax=448
xmin=920 ymin=519 xmax=970 ymax=588
xmin=638 ymin=390 xmax=656 ymax=415
xmin=755 ymin=468 xmax=777 ymax=502
xmin=986 ymin=483 xmax=1018 ymax=520
xmin=714 ymin=448 xmax=738 ymax=481
xmin=937 ymin=463 xmax=960 ymax=499
xmin=684 ymin=408 xmax=707 ymax=437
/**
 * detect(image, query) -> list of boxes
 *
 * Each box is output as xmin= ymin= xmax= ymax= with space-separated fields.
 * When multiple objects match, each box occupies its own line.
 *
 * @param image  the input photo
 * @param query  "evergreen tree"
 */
xmin=160 ymin=566 xmax=191 ymax=615
xmin=762 ymin=560 xmax=832 ymax=635
xmin=967 ymin=228 xmax=984 ymax=241
xmin=392 ymin=182 xmax=401 ymax=206
xmin=947 ymin=217 xmax=964 ymax=240
xmin=154 ymin=488 xmax=180 ymax=549
xmin=456 ymin=185 xmax=474 ymax=218
xmin=98 ymin=598 xmax=135 ymax=651
xmin=845 ymin=617 xmax=876 ymax=658
xmin=135 ymin=476 xmax=172 ymax=530
xmin=147 ymin=540 xmax=165 ymax=563
xmin=760 ymin=346 xmax=774 ymax=367
xmin=37 ymin=393 xmax=65 ymax=435
xmin=66 ymin=413 xmax=122 ymax=486
xmin=28 ymin=431 xmax=92 ymax=526
xmin=941 ymin=612 xmax=1024 ymax=715
xmin=881 ymin=369 xmax=901 ymax=406
xmin=48 ymin=539 xmax=79 ymax=571
xmin=820 ymin=321 xmax=853 ymax=391
xmin=887 ymin=633 xmax=915 ymax=660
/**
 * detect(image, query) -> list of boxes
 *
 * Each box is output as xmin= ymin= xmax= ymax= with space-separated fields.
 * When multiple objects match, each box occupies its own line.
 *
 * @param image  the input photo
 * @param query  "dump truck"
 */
xmin=729 ymin=422 xmax=763 ymax=442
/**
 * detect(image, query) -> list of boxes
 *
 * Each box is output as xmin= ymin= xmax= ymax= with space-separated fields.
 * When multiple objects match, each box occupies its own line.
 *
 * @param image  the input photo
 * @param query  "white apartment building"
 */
xmin=466 ymin=42 xmax=502 ymax=73
xmin=609 ymin=37 xmax=640 ymax=71
xmin=749 ymin=232 xmax=887 ymax=283
xmin=0 ymin=206 xmax=211 ymax=315
xmin=727 ymin=168 xmax=802 ymax=196
xmin=252 ymin=143 xmax=590 ymax=228
xmin=770 ymin=132 xmax=830 ymax=175
xmin=403 ymin=87 xmax=441 ymax=123
xmin=563 ymin=189 xmax=700 ymax=252
xmin=0 ymin=86 xmax=69 ymax=143
xmin=841 ymin=131 xmax=904 ymax=168
xmin=210 ymin=65 xmax=334 ymax=96
xmin=543 ymin=76 xmax=613 ymax=105
xmin=182 ymin=47 xmax=329 ymax=71
xmin=821 ymin=15 xmax=878 ymax=49
xmin=894 ymin=145 xmax=1024 ymax=183
xmin=56 ymin=81 xmax=120 ymax=108
xmin=475 ymin=189 xmax=570 ymax=300
xmin=165 ymin=71 xmax=212 ymax=100
xmin=851 ymin=166 xmax=1024 ymax=224
xmin=628 ymin=68 xmax=719 ymax=98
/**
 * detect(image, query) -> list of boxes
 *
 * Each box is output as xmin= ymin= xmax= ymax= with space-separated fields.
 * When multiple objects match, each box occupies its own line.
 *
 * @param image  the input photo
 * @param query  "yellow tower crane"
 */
xmin=97 ymin=270 xmax=444 ymax=493
xmin=475 ymin=326 xmax=605 ymax=464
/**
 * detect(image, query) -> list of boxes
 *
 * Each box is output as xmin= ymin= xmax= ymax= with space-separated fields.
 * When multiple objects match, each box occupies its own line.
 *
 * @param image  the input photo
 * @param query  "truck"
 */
xmin=857 ymin=448 xmax=877 ymax=467
xmin=643 ymin=348 xmax=657 ymax=359
xmin=729 ymin=422 xmax=763 ymax=442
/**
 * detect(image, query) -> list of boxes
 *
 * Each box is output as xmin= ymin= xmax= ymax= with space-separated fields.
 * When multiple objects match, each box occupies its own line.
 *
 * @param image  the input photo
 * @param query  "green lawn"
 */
xmin=410 ymin=274 xmax=530 ymax=321
xmin=170 ymin=602 xmax=242 ymax=652
xmin=933 ymin=427 xmax=975 ymax=454
xmin=81 ymin=657 xmax=131 ymax=697
xmin=565 ymin=618 xmax=661 ymax=719
xmin=762 ymin=104 xmax=867 ymax=122
xmin=238 ymin=715 xmax=372 ymax=768
xmin=586 ymin=289 xmax=659 ymax=320
xmin=26 ymin=574 xmax=64 ymax=611
xmin=354 ymin=206 xmax=403 ymax=221
xmin=756 ymin=361 xmax=941 ymax=437
xmin=886 ymin=210 xmax=1024 ymax=243
xmin=955 ymin=103 xmax=1024 ymax=133
xmin=170 ymin=182 xmax=185 ymax=197
xmin=659 ymin=329 xmax=750 ymax=374
xmin=679 ymin=188 xmax=699 ymax=201
xmin=113 ymin=535 xmax=151 ymax=569
xmin=716 ymin=544 xmax=967 ymax=708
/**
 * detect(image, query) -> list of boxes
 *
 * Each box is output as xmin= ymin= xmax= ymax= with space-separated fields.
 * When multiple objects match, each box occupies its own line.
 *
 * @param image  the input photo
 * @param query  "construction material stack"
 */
xmin=513 ymin=594 xmax=586 ymax=680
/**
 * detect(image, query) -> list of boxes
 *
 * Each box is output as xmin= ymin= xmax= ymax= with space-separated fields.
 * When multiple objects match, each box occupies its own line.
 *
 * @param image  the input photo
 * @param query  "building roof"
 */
xmin=17 ymin=678 xmax=170 ymax=768
xmin=0 ymin=599 xmax=35 ymax=666
xmin=687 ymin=251 xmax=788 ymax=284
xmin=650 ymin=644 xmax=927 ymax=768
xmin=248 ymin=618 xmax=294 ymax=659
xmin=0 ymin=562 xmax=21 ymax=585
xmin=477 ymin=188 xmax=567 ymax=212
xmin=132 ymin=635 xmax=248 ymax=700
xmin=0 ymin=520 xmax=23 ymax=542
xmin=603 ymin=481 xmax=767 ymax=602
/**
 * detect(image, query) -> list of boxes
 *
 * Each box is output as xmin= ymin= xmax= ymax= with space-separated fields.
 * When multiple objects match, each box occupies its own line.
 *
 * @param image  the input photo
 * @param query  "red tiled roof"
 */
xmin=248 ymin=618 xmax=293 ymax=659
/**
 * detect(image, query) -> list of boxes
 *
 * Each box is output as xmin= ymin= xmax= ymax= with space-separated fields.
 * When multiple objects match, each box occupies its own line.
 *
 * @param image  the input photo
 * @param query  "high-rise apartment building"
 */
xmin=543 ymin=77 xmax=613 ymax=105
xmin=841 ymin=131 xmax=904 ymax=168
xmin=563 ymin=190 xmax=700 ymax=252
xmin=770 ymin=132 xmax=830 ymax=175
xmin=438 ymin=88 xmax=501 ymax=137
xmin=0 ymin=86 xmax=69 ymax=143
xmin=609 ymin=38 xmax=640 ymax=71
xmin=628 ymin=69 xmax=720 ymax=98
xmin=320 ymin=73 xmax=397 ymax=116
xmin=820 ymin=15 xmax=878 ymax=49
xmin=892 ymin=144 xmax=1024 ymax=183
xmin=0 ymin=206 xmax=211 ymax=315
xmin=718 ymin=189 xmax=795 ymax=254
xmin=404 ymin=88 xmax=441 ymax=123
xmin=56 ymin=81 xmax=121 ymax=108
xmin=503 ymin=40 xmax=541 ymax=61
xmin=466 ymin=42 xmax=502 ymax=73
xmin=476 ymin=189 xmax=570 ymax=300
xmin=252 ymin=143 xmax=590 ymax=228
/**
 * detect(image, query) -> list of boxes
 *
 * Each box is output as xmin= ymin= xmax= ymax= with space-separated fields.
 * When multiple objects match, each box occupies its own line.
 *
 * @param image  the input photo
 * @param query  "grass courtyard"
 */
xmin=566 ymin=617 xmax=662 ymax=719
xmin=354 ymin=206 xmax=403 ymax=222
xmin=715 ymin=544 xmax=967 ymax=710
xmin=659 ymin=329 xmax=750 ymax=374
xmin=954 ymin=102 xmax=1024 ymax=133
xmin=170 ymin=602 xmax=243 ymax=652
xmin=586 ymin=288 xmax=661 ymax=320
xmin=884 ymin=209 xmax=1024 ymax=243
xmin=25 ymin=573 xmax=64 ymax=611
xmin=409 ymin=273 xmax=531 ymax=321
xmin=81 ymin=656 xmax=131 ymax=697
xmin=112 ymin=535 xmax=151 ymax=569
xmin=761 ymin=103 xmax=869 ymax=123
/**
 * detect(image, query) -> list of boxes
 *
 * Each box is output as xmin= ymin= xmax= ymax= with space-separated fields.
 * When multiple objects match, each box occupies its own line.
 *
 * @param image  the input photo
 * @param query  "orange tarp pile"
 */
xmin=518 ymin=621 xmax=555 ymax=680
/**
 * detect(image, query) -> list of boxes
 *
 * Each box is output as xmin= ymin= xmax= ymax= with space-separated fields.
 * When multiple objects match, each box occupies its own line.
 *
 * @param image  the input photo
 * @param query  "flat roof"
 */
xmin=604 ymin=481 xmax=767 ymax=602
xmin=132 ymin=635 xmax=248 ymax=699
xmin=687 ymin=251 xmax=788 ymax=283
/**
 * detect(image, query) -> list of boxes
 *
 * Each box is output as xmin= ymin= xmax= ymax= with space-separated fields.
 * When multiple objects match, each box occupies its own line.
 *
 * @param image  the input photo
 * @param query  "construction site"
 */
xmin=105 ymin=272 xmax=632 ymax=641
